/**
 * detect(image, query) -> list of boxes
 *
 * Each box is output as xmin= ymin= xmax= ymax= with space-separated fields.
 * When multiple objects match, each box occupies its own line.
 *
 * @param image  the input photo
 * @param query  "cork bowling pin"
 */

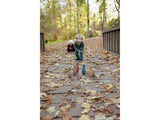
xmin=76 ymin=63 xmax=79 ymax=73
xmin=89 ymin=67 xmax=95 ymax=77
xmin=73 ymin=65 xmax=77 ymax=76
xmin=68 ymin=67 xmax=72 ymax=78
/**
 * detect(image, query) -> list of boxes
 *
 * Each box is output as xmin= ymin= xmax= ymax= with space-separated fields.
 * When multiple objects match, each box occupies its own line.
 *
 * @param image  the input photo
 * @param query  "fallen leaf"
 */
xmin=106 ymin=106 xmax=113 ymax=113
xmin=106 ymin=116 xmax=114 ymax=120
xmin=62 ymin=114 xmax=72 ymax=120
xmin=99 ymin=108 xmax=108 ymax=114
xmin=47 ymin=106 xmax=56 ymax=113
xmin=40 ymin=93 xmax=51 ymax=101
xmin=101 ymin=84 xmax=112 ymax=90
xmin=60 ymin=104 xmax=71 ymax=112
xmin=54 ymin=111 xmax=61 ymax=118
xmin=49 ymin=82 xmax=63 ymax=88
xmin=76 ymin=85 xmax=81 ymax=89
xmin=40 ymin=93 xmax=47 ymax=98
xmin=93 ymin=111 xmax=99 ymax=114
xmin=81 ymin=102 xmax=91 ymax=114
xmin=40 ymin=75 xmax=43 ymax=79
xmin=41 ymin=115 xmax=53 ymax=120
xmin=50 ymin=88 xmax=56 ymax=91
xmin=40 ymin=104 xmax=48 ymax=109
xmin=116 ymin=113 xmax=120 ymax=118
xmin=71 ymin=118 xmax=76 ymax=120
xmin=116 ymin=104 xmax=120 ymax=109
xmin=108 ymin=58 xmax=117 ymax=64
xmin=116 ymin=63 xmax=120 ymax=67
xmin=46 ymin=99 xmax=52 ymax=104
xmin=78 ymin=115 xmax=90 ymax=120
xmin=76 ymin=97 xmax=84 ymax=104
xmin=80 ymin=78 xmax=92 ymax=84
xmin=88 ymin=94 xmax=106 ymax=104
xmin=81 ymin=108 xmax=90 ymax=114
xmin=112 ymin=98 xmax=120 ymax=104
xmin=95 ymin=113 xmax=106 ymax=120
xmin=86 ymin=89 xmax=97 ymax=95
xmin=64 ymin=94 xmax=68 ymax=96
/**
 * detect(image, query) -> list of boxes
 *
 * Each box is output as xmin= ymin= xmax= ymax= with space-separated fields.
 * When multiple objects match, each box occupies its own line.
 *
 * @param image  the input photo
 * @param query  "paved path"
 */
xmin=40 ymin=37 xmax=120 ymax=120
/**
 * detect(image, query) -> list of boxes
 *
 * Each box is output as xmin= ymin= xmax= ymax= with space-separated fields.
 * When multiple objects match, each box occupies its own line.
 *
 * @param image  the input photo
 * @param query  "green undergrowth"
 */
xmin=45 ymin=40 xmax=66 ymax=45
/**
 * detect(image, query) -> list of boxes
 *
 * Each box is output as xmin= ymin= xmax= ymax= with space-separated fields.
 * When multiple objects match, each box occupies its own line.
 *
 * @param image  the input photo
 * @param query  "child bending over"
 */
xmin=74 ymin=34 xmax=84 ymax=61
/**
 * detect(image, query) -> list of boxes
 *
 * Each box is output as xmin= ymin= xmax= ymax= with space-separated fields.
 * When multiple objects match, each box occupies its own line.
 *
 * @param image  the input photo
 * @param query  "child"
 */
xmin=67 ymin=40 xmax=75 ymax=52
xmin=74 ymin=34 xmax=84 ymax=61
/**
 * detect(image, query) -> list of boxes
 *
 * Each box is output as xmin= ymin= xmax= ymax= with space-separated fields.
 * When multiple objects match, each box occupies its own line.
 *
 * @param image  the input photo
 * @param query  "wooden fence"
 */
xmin=102 ymin=26 xmax=120 ymax=55
xmin=40 ymin=32 xmax=45 ymax=51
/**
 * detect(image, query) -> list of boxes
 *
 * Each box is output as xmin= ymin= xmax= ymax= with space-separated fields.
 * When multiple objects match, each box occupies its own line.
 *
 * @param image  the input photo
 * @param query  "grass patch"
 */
xmin=45 ymin=40 xmax=66 ymax=45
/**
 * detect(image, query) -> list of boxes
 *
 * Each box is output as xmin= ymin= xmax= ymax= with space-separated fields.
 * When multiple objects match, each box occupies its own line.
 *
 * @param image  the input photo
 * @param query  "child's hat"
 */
xmin=76 ymin=34 xmax=83 ymax=40
xmin=69 ymin=40 xmax=73 ymax=44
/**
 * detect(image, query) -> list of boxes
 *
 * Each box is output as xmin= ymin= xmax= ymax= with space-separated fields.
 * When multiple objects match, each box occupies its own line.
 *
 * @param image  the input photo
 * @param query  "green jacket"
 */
xmin=74 ymin=41 xmax=84 ymax=52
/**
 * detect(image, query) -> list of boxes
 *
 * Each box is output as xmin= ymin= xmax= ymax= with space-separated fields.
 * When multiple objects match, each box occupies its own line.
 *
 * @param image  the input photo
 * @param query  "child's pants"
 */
xmin=68 ymin=49 xmax=75 ymax=52
xmin=75 ymin=51 xmax=83 ymax=60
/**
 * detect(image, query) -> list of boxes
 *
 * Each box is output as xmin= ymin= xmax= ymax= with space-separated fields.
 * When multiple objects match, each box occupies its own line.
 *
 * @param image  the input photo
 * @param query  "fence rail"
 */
xmin=40 ymin=32 xmax=45 ymax=51
xmin=102 ymin=26 xmax=120 ymax=55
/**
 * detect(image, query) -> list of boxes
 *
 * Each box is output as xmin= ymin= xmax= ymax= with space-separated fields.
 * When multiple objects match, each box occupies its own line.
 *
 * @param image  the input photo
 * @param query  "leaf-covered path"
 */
xmin=40 ymin=37 xmax=120 ymax=120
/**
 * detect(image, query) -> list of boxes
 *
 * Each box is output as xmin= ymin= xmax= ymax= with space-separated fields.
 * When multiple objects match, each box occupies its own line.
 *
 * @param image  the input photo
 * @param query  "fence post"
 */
xmin=105 ymin=33 xmax=108 ymax=50
xmin=112 ymin=31 xmax=115 ymax=53
xmin=119 ymin=30 xmax=120 ymax=54
xmin=107 ymin=32 xmax=108 ymax=50
xmin=103 ymin=33 xmax=104 ymax=49
xmin=108 ymin=32 xmax=110 ymax=51
xmin=117 ymin=30 xmax=120 ymax=54
xmin=40 ymin=32 xmax=45 ymax=51
xmin=116 ymin=30 xmax=118 ymax=54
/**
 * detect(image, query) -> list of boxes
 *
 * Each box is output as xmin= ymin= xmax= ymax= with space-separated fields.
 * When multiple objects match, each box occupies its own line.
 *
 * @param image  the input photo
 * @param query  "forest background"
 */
xmin=40 ymin=0 xmax=120 ymax=43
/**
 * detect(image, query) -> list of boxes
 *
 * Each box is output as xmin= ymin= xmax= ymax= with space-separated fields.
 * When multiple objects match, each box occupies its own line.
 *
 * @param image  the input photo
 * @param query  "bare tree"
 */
xmin=114 ymin=0 xmax=120 ymax=17
xmin=87 ymin=0 xmax=89 ymax=37
xmin=93 ymin=13 xmax=96 ymax=36
xmin=76 ymin=0 xmax=79 ymax=34
xmin=96 ymin=0 xmax=107 ymax=32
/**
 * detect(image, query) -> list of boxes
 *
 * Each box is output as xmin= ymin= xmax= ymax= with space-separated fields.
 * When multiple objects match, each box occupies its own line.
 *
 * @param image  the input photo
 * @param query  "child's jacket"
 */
xmin=67 ymin=44 xmax=75 ymax=52
xmin=74 ymin=41 xmax=84 ymax=52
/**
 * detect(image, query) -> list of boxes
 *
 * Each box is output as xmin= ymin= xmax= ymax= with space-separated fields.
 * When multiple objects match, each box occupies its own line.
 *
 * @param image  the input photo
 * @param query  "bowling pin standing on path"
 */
xmin=82 ymin=64 xmax=86 ymax=75
xmin=68 ymin=67 xmax=72 ymax=78
xmin=89 ymin=67 xmax=95 ymax=77
xmin=76 ymin=63 xmax=79 ymax=73
xmin=73 ymin=65 xmax=77 ymax=76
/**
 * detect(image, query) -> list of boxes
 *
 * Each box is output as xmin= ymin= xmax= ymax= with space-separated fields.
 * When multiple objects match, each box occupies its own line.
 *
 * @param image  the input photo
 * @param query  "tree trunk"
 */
xmin=53 ymin=13 xmax=56 ymax=31
xmin=74 ymin=15 xmax=76 ymax=30
xmin=93 ymin=13 xmax=96 ymax=36
xmin=103 ymin=0 xmax=107 ymax=29
xmin=87 ymin=0 xmax=89 ymax=38
xmin=76 ymin=0 xmax=79 ymax=34
xmin=101 ymin=15 xmax=104 ymax=32
xmin=114 ymin=0 xmax=120 ymax=17
xmin=60 ymin=15 xmax=62 ymax=29
xmin=105 ymin=2 xmax=107 ymax=29
xmin=69 ymin=1 xmax=71 ymax=31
